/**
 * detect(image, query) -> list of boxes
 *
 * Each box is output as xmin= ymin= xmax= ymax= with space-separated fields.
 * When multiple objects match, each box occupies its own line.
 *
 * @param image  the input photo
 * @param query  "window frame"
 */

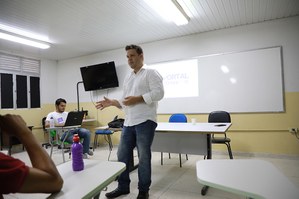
xmin=0 ymin=52 xmax=41 ymax=109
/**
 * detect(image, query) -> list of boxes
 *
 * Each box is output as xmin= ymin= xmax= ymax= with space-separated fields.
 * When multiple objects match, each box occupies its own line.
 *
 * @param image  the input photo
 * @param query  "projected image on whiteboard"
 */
xmin=146 ymin=59 xmax=198 ymax=98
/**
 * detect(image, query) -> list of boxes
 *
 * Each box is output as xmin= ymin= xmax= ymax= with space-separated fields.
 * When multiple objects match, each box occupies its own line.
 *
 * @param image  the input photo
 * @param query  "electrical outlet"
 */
xmin=289 ymin=128 xmax=298 ymax=134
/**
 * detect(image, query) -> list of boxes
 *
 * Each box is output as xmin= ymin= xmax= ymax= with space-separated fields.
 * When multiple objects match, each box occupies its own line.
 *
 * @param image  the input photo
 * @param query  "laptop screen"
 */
xmin=64 ymin=111 xmax=84 ymax=127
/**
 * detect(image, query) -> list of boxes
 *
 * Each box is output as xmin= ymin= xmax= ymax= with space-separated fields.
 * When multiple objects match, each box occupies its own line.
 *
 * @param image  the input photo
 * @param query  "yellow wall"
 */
xmin=0 ymin=104 xmax=55 ymax=143
xmin=0 ymin=102 xmax=122 ymax=147
xmin=158 ymin=92 xmax=299 ymax=156
xmin=85 ymin=92 xmax=299 ymax=156
xmin=1 ymin=92 xmax=298 ymax=156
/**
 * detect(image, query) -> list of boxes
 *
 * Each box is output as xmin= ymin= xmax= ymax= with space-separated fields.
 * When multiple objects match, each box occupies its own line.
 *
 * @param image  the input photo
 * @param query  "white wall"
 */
xmin=40 ymin=59 xmax=57 ymax=104
xmin=56 ymin=16 xmax=299 ymax=104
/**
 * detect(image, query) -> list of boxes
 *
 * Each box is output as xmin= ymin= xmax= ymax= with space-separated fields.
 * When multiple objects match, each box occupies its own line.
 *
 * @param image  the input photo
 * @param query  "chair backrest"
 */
xmin=208 ymin=111 xmax=231 ymax=123
xmin=169 ymin=114 xmax=187 ymax=123
xmin=208 ymin=111 xmax=231 ymax=138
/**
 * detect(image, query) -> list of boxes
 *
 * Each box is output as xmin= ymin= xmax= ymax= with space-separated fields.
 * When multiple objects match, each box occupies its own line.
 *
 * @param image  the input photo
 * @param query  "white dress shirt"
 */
xmin=119 ymin=67 xmax=164 ymax=126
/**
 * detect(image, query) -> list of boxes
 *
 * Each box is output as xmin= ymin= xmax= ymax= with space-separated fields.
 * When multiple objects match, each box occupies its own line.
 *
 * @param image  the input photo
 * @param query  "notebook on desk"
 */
xmin=64 ymin=111 xmax=85 ymax=127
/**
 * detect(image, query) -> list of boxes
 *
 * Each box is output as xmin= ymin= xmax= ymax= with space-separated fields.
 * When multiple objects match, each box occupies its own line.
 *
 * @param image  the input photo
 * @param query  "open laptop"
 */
xmin=63 ymin=111 xmax=85 ymax=127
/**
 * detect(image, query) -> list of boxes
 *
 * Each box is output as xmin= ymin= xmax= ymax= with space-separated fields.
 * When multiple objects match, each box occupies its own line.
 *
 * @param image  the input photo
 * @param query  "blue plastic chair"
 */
xmin=93 ymin=129 xmax=113 ymax=160
xmin=161 ymin=113 xmax=189 ymax=167
xmin=169 ymin=114 xmax=187 ymax=123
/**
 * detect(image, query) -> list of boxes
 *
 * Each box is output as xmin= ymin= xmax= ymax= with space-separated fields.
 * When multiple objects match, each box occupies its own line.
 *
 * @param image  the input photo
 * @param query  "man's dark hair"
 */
xmin=55 ymin=98 xmax=66 ymax=106
xmin=125 ymin=44 xmax=143 ymax=55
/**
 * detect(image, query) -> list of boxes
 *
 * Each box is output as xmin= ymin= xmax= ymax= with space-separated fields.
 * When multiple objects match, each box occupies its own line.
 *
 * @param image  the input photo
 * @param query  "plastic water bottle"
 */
xmin=49 ymin=117 xmax=55 ymax=128
xmin=72 ymin=134 xmax=84 ymax=171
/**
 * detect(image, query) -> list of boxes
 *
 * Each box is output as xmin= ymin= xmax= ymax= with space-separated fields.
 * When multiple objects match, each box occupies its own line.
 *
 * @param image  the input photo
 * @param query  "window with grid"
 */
xmin=0 ymin=53 xmax=41 ymax=109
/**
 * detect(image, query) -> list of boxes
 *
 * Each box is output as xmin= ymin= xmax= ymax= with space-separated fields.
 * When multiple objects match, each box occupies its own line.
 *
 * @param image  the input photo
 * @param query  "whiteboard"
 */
xmin=156 ymin=46 xmax=284 ymax=113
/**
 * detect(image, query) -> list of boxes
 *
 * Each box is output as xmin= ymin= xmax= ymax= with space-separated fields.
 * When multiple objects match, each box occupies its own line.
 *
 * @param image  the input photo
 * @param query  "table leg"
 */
xmin=107 ymin=134 xmax=113 ymax=161
xmin=94 ymin=193 xmax=100 ymax=199
xmin=201 ymin=185 xmax=209 ymax=195
xmin=207 ymin=134 xmax=212 ymax=159
xmin=201 ymin=134 xmax=212 ymax=195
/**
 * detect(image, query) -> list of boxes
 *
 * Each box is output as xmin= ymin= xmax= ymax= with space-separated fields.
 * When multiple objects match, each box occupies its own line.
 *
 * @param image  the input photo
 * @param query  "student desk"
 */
xmin=153 ymin=122 xmax=231 ymax=195
xmin=83 ymin=118 xmax=97 ymax=123
xmin=96 ymin=122 xmax=231 ymax=159
xmin=46 ymin=125 xmax=81 ymax=162
xmin=95 ymin=122 xmax=231 ymax=194
xmin=196 ymin=159 xmax=299 ymax=199
xmin=6 ymin=160 xmax=126 ymax=199
xmin=152 ymin=122 xmax=232 ymax=159
xmin=96 ymin=122 xmax=231 ymax=158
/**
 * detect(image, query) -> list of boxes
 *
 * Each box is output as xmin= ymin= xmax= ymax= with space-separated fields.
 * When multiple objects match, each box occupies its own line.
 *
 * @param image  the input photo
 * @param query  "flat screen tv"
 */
xmin=80 ymin=61 xmax=119 ymax=91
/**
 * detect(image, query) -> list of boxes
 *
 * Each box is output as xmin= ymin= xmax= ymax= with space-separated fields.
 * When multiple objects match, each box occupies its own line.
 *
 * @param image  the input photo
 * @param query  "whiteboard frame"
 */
xmin=154 ymin=46 xmax=285 ymax=114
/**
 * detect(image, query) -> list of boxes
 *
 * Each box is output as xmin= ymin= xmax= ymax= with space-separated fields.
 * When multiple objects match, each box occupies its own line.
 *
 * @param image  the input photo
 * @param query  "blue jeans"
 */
xmin=117 ymin=120 xmax=157 ymax=192
xmin=61 ymin=128 xmax=91 ymax=154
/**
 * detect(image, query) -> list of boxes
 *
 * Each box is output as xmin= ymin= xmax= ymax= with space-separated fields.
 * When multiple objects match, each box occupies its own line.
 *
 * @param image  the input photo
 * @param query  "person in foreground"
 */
xmin=96 ymin=44 xmax=164 ymax=199
xmin=45 ymin=98 xmax=93 ymax=159
xmin=0 ymin=114 xmax=63 ymax=198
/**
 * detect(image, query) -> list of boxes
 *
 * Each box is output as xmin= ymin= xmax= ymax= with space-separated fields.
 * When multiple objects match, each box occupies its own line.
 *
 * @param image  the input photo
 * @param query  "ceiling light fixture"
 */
xmin=144 ymin=0 xmax=190 ymax=26
xmin=0 ymin=24 xmax=50 ymax=49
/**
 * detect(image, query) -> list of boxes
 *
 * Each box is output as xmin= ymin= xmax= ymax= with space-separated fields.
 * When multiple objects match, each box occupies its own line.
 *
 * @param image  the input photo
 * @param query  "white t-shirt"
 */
xmin=46 ymin=111 xmax=68 ymax=126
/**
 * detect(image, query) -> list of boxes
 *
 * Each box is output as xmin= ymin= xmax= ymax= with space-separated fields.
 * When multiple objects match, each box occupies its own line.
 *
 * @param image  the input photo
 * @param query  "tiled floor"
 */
xmin=3 ymin=144 xmax=299 ymax=199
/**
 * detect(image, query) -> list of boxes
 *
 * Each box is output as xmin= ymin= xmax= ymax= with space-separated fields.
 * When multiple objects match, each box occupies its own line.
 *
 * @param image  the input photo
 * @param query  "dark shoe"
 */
xmin=105 ymin=188 xmax=130 ymax=198
xmin=137 ymin=191 xmax=149 ymax=199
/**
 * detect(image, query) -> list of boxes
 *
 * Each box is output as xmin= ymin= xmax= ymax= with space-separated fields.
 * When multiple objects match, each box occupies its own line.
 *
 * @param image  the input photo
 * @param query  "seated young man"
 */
xmin=0 ymin=114 xmax=63 ymax=198
xmin=45 ymin=98 xmax=93 ymax=158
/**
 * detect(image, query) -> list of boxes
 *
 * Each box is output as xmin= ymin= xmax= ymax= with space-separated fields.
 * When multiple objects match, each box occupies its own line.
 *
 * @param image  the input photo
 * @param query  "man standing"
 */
xmin=45 ymin=98 xmax=93 ymax=158
xmin=96 ymin=44 xmax=164 ymax=199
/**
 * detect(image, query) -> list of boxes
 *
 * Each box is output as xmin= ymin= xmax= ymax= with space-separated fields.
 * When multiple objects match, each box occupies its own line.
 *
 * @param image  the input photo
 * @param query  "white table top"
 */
xmin=196 ymin=159 xmax=299 ymax=199
xmin=95 ymin=122 xmax=231 ymax=134
xmin=156 ymin=122 xmax=231 ymax=134
xmin=45 ymin=119 xmax=96 ymax=130
xmin=50 ymin=160 xmax=125 ymax=199
xmin=82 ymin=118 xmax=96 ymax=123
xmin=7 ymin=160 xmax=125 ymax=199
xmin=46 ymin=125 xmax=81 ymax=130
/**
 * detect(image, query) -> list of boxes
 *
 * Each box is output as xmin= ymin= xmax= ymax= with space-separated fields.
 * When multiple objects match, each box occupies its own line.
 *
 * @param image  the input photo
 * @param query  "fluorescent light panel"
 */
xmin=0 ymin=24 xmax=50 ymax=49
xmin=144 ymin=0 xmax=190 ymax=26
